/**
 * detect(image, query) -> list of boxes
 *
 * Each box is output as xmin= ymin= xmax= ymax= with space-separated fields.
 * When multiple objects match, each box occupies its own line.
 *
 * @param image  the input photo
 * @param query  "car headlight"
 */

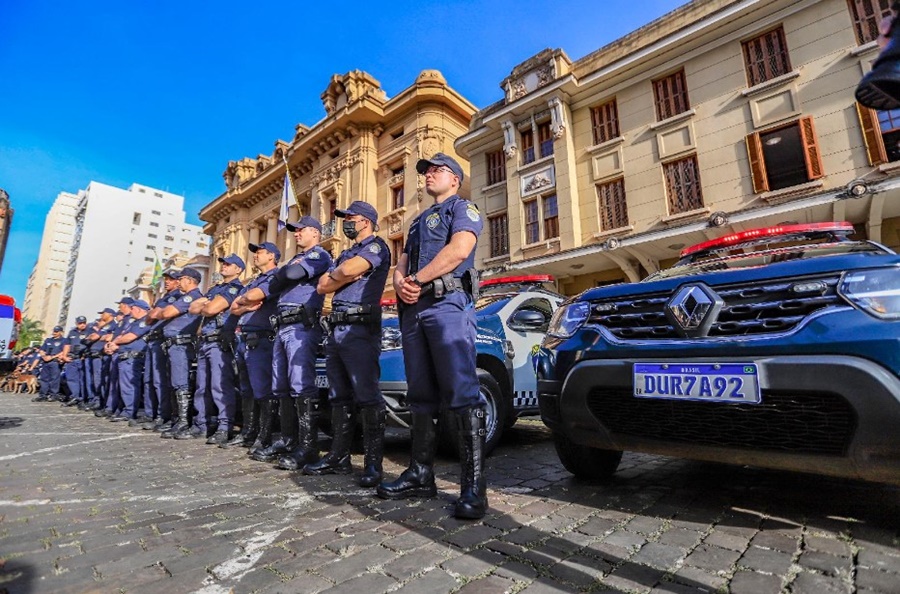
xmin=840 ymin=267 xmax=900 ymax=320
xmin=381 ymin=326 xmax=403 ymax=350
xmin=547 ymin=301 xmax=591 ymax=338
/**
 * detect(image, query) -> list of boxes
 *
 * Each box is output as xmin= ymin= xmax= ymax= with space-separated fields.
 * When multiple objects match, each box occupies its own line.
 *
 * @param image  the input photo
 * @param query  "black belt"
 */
xmin=236 ymin=329 xmax=274 ymax=349
xmin=117 ymin=351 xmax=145 ymax=361
xmin=199 ymin=332 xmax=225 ymax=343
xmin=327 ymin=304 xmax=375 ymax=325
xmin=162 ymin=335 xmax=195 ymax=348
xmin=419 ymin=273 xmax=464 ymax=298
xmin=270 ymin=306 xmax=318 ymax=328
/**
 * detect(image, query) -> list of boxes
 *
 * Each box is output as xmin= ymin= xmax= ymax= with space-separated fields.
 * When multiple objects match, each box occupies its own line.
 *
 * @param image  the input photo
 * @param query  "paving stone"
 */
xmin=602 ymin=530 xmax=647 ymax=552
xmin=442 ymin=524 xmax=503 ymax=550
xmin=260 ymin=572 xmax=333 ymax=594
xmin=798 ymin=549 xmax=852 ymax=577
xmin=318 ymin=571 xmax=397 ymax=594
xmin=738 ymin=545 xmax=793 ymax=574
xmin=750 ymin=530 xmax=800 ymax=553
xmin=631 ymin=542 xmax=685 ymax=571
xmin=548 ymin=553 xmax=610 ymax=587
xmin=684 ymin=543 xmax=742 ymax=572
xmin=520 ymin=576 xmax=587 ymax=593
xmin=859 ymin=548 xmax=900 ymax=573
xmin=671 ymin=566 xmax=728 ymax=591
xmin=790 ymin=571 xmax=850 ymax=594
xmin=456 ymin=574 xmax=517 ymax=594
xmin=806 ymin=535 xmax=852 ymax=556
xmin=441 ymin=548 xmax=506 ymax=578
xmin=704 ymin=529 xmax=751 ymax=552
xmin=388 ymin=567 xmax=459 ymax=594
xmin=729 ymin=570 xmax=782 ymax=594
xmin=602 ymin=563 xmax=665 ymax=593
xmin=856 ymin=567 xmax=900 ymax=593
xmin=315 ymin=545 xmax=397 ymax=584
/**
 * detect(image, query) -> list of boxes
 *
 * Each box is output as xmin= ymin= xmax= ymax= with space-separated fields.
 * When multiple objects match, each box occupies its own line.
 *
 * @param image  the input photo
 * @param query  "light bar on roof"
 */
xmin=680 ymin=222 xmax=855 ymax=257
xmin=481 ymin=274 xmax=555 ymax=287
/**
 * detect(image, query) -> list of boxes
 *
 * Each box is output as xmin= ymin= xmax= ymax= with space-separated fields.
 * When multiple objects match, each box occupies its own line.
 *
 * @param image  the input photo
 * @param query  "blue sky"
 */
xmin=0 ymin=0 xmax=684 ymax=308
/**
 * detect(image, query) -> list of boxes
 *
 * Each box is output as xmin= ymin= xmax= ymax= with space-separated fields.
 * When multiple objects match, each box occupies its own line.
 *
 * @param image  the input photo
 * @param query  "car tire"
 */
xmin=438 ymin=369 xmax=508 ymax=458
xmin=552 ymin=432 xmax=623 ymax=481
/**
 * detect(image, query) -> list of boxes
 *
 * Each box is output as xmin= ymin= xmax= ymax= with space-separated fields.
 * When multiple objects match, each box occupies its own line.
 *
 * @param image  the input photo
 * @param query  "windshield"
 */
xmin=647 ymin=242 xmax=888 ymax=282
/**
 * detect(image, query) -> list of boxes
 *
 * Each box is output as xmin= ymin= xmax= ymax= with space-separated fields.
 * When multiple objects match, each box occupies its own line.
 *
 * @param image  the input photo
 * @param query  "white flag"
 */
xmin=278 ymin=173 xmax=294 ymax=232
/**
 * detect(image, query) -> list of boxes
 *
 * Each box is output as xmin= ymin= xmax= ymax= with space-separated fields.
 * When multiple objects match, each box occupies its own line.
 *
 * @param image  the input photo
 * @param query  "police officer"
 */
xmin=227 ymin=242 xmax=280 ymax=453
xmin=107 ymin=300 xmax=152 ymax=421
xmin=303 ymin=202 xmax=389 ymax=487
xmin=257 ymin=217 xmax=331 ymax=467
xmin=102 ymin=298 xmax=135 ymax=418
xmin=34 ymin=326 xmax=66 ymax=402
xmin=188 ymin=254 xmax=245 ymax=445
xmin=143 ymin=269 xmax=182 ymax=430
xmin=61 ymin=316 xmax=90 ymax=407
xmin=158 ymin=268 xmax=203 ymax=439
xmin=88 ymin=308 xmax=118 ymax=413
xmin=376 ymin=153 xmax=487 ymax=519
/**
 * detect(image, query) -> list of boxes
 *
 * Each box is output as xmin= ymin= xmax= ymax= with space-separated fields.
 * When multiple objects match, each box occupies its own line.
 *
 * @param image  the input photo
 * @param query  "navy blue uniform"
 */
xmin=116 ymin=316 xmax=153 ymax=419
xmin=235 ymin=270 xmax=278 ymax=401
xmin=401 ymin=195 xmax=484 ymax=415
xmin=272 ymin=246 xmax=332 ymax=400
xmin=87 ymin=319 xmax=117 ymax=408
xmin=64 ymin=327 xmax=90 ymax=402
xmin=164 ymin=289 xmax=202 ymax=393
xmin=104 ymin=315 xmax=131 ymax=415
xmin=326 ymin=235 xmax=390 ymax=407
xmin=144 ymin=289 xmax=181 ymax=422
xmin=38 ymin=335 xmax=66 ymax=397
xmin=194 ymin=279 xmax=243 ymax=433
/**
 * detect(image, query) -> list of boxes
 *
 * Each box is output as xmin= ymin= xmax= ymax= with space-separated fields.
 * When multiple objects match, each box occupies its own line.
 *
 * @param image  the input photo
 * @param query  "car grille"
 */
xmin=586 ymin=387 xmax=855 ymax=456
xmin=588 ymin=274 xmax=843 ymax=339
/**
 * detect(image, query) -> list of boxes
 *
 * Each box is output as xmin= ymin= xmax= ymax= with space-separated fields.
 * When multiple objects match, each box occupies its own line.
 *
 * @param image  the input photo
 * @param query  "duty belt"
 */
xmin=117 ymin=351 xmax=145 ymax=361
xmin=162 ymin=335 xmax=195 ymax=349
xmin=270 ymin=306 xmax=318 ymax=328
xmin=236 ymin=328 xmax=275 ymax=349
xmin=419 ymin=273 xmax=464 ymax=298
xmin=327 ymin=304 xmax=375 ymax=325
xmin=199 ymin=332 xmax=225 ymax=343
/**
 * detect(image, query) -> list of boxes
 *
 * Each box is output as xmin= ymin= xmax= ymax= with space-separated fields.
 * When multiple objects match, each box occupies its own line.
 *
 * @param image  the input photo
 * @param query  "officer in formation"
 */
xmin=61 ymin=316 xmax=90 ymax=407
xmin=228 ymin=242 xmax=280 ymax=455
xmin=143 ymin=269 xmax=182 ymax=430
xmin=304 ymin=201 xmax=389 ymax=488
xmin=107 ymin=300 xmax=152 ymax=421
xmin=189 ymin=255 xmax=245 ymax=445
xmin=33 ymin=326 xmax=66 ymax=401
xmin=377 ymin=152 xmax=488 ymax=520
xmin=86 ymin=308 xmax=117 ymax=412
xmin=264 ymin=217 xmax=331 ymax=469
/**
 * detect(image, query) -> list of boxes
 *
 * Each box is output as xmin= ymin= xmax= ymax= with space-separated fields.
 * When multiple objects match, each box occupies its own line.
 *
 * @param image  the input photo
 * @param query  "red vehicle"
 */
xmin=0 ymin=295 xmax=22 ymax=373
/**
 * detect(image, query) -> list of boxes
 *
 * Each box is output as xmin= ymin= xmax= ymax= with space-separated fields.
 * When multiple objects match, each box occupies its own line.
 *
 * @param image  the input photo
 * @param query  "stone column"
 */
xmin=248 ymin=223 xmax=260 ymax=247
xmin=266 ymin=214 xmax=278 ymax=244
xmin=283 ymin=205 xmax=298 ymax=260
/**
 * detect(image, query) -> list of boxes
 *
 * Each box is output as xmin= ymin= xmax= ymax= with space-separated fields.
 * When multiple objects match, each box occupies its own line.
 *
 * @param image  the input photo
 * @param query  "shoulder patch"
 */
xmin=307 ymin=251 xmax=320 ymax=260
xmin=228 ymin=287 xmax=238 ymax=295
xmin=466 ymin=203 xmax=481 ymax=222
xmin=426 ymin=212 xmax=441 ymax=230
xmin=183 ymin=296 xmax=193 ymax=303
xmin=368 ymin=243 xmax=382 ymax=254
xmin=139 ymin=321 xmax=147 ymax=328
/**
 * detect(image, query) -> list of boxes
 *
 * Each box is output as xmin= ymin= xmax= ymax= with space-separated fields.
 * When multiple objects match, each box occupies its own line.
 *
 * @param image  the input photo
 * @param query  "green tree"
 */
xmin=17 ymin=318 xmax=44 ymax=351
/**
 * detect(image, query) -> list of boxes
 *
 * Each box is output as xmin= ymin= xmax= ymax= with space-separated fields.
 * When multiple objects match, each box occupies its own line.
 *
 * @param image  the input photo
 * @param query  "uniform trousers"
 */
xmin=325 ymin=321 xmax=382 ymax=407
xmin=272 ymin=323 xmax=321 ymax=400
xmin=194 ymin=339 xmax=236 ymax=431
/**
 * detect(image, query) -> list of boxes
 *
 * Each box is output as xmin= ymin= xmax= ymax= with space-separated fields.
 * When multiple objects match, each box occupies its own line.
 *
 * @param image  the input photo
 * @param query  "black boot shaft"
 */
xmin=302 ymin=404 xmax=353 ymax=475
xmin=454 ymin=407 xmax=488 ymax=520
xmin=376 ymin=413 xmax=437 ymax=499
xmin=359 ymin=405 xmax=385 ymax=488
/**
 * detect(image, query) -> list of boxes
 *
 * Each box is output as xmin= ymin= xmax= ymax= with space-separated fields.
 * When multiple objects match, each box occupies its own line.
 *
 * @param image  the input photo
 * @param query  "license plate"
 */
xmin=315 ymin=374 xmax=329 ymax=389
xmin=633 ymin=363 xmax=760 ymax=404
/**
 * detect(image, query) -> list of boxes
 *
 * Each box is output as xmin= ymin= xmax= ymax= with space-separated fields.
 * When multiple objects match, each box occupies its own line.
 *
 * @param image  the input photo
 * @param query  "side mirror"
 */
xmin=508 ymin=309 xmax=547 ymax=332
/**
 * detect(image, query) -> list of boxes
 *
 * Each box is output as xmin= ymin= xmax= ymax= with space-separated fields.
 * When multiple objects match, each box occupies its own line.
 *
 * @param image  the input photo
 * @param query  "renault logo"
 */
xmin=665 ymin=284 xmax=723 ymax=338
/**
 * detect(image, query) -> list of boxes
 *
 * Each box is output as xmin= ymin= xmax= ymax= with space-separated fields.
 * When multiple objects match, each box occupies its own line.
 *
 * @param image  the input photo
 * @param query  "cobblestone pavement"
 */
xmin=1 ymin=392 xmax=900 ymax=594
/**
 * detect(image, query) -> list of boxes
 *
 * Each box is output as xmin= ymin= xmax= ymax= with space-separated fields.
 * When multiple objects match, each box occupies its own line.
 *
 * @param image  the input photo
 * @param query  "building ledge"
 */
xmin=592 ymin=225 xmax=634 ymax=240
xmin=649 ymin=109 xmax=696 ymax=131
xmin=586 ymin=136 xmax=625 ymax=155
xmin=661 ymin=206 xmax=710 ymax=225
xmin=878 ymin=161 xmax=900 ymax=175
xmin=516 ymin=154 xmax=554 ymax=176
xmin=481 ymin=181 xmax=507 ymax=195
xmin=740 ymin=69 xmax=801 ymax=98
xmin=484 ymin=254 xmax=510 ymax=265
xmin=760 ymin=180 xmax=825 ymax=205
xmin=521 ymin=238 xmax=561 ymax=252
xmin=849 ymin=40 xmax=879 ymax=58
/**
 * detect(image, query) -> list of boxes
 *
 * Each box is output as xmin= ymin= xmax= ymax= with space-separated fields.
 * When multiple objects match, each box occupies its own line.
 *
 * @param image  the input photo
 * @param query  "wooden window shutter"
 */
xmin=799 ymin=116 xmax=825 ymax=180
xmin=855 ymin=102 xmax=888 ymax=166
xmin=745 ymin=132 xmax=769 ymax=193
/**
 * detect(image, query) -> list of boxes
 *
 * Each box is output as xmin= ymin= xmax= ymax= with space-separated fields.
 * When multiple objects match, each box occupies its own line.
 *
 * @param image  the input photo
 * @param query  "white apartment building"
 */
xmin=22 ymin=191 xmax=79 ymax=332
xmin=59 ymin=181 xmax=210 ymax=327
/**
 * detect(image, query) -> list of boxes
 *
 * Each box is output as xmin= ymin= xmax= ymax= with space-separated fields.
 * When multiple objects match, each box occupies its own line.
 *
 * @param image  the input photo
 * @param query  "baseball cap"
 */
xmin=131 ymin=299 xmax=150 ymax=310
xmin=117 ymin=297 xmax=135 ymax=306
xmin=218 ymin=253 xmax=246 ymax=269
xmin=416 ymin=152 xmax=464 ymax=182
xmin=335 ymin=201 xmax=378 ymax=224
xmin=75 ymin=316 xmax=87 ymax=324
xmin=249 ymin=242 xmax=281 ymax=262
xmin=162 ymin=268 xmax=180 ymax=279
xmin=98 ymin=307 xmax=116 ymax=315
xmin=53 ymin=325 xmax=63 ymax=332
xmin=178 ymin=268 xmax=202 ymax=282
xmin=285 ymin=216 xmax=322 ymax=233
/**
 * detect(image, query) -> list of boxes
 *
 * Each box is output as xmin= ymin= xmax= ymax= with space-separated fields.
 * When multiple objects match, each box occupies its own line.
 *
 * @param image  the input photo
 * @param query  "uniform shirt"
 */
xmin=199 ymin=278 xmax=244 ymax=336
xmin=405 ymin=195 xmax=483 ymax=276
xmin=333 ymin=235 xmax=391 ymax=307
xmin=66 ymin=327 xmax=91 ymax=356
xmin=89 ymin=320 xmax=118 ymax=353
xmin=147 ymin=289 xmax=183 ymax=338
xmin=163 ymin=288 xmax=204 ymax=337
xmin=237 ymin=269 xmax=278 ymax=332
xmin=276 ymin=246 xmax=332 ymax=312
xmin=40 ymin=335 xmax=66 ymax=357
xmin=118 ymin=316 xmax=154 ymax=353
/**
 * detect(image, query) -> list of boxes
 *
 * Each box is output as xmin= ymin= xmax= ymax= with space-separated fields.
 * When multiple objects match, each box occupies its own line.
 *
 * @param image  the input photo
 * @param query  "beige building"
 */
xmin=200 ymin=69 xmax=476 ymax=296
xmin=456 ymin=0 xmax=900 ymax=295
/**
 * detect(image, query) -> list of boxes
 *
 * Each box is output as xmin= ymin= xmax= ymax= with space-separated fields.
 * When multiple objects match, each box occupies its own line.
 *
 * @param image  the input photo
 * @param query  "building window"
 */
xmin=543 ymin=194 xmax=559 ymax=239
xmin=146 ymin=245 xmax=154 ymax=250
xmin=167 ymin=225 xmax=175 ymax=232
xmin=148 ymin=233 xmax=157 ymax=239
xmin=847 ymin=0 xmax=894 ymax=45
xmin=391 ymin=184 xmax=404 ymax=210
xmin=328 ymin=198 xmax=336 ymax=221
xmin=486 ymin=149 xmax=506 ymax=186
xmin=596 ymin=178 xmax=629 ymax=231
xmin=857 ymin=102 xmax=900 ymax=164
xmin=391 ymin=237 xmax=404 ymax=267
xmin=144 ymin=257 xmax=154 ymax=262
xmin=743 ymin=27 xmax=791 ymax=87
xmin=149 ymin=222 xmax=159 ymax=228
xmin=151 ymin=210 xmax=161 ymax=215
xmin=538 ymin=121 xmax=553 ymax=158
xmin=653 ymin=69 xmax=690 ymax=121
xmin=165 ymin=235 xmax=175 ymax=242
xmin=524 ymin=200 xmax=540 ymax=244
xmin=523 ymin=195 xmax=558 ymax=245
xmin=746 ymin=117 xmax=824 ymax=192
xmin=663 ymin=155 xmax=704 ymax=214
xmin=521 ymin=129 xmax=535 ymax=164
xmin=591 ymin=100 xmax=620 ymax=145
xmin=488 ymin=213 xmax=509 ymax=258
xmin=132 ymin=212 xmax=141 ymax=225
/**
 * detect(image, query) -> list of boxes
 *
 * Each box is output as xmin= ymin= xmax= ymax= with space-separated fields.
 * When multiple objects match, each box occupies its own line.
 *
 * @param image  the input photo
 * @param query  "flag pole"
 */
xmin=282 ymin=154 xmax=303 ymax=213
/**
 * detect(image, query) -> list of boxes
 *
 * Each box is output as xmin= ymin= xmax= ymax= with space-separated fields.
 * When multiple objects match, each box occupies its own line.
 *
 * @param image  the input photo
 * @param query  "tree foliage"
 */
xmin=17 ymin=318 xmax=45 ymax=350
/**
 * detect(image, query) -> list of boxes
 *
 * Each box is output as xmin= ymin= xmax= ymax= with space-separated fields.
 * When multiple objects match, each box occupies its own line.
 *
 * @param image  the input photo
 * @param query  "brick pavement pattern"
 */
xmin=1 ymin=392 xmax=900 ymax=593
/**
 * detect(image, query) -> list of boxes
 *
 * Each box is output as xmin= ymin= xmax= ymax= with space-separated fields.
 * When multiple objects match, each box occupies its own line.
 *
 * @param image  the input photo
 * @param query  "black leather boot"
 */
xmin=251 ymin=398 xmax=295 ymax=462
xmin=276 ymin=396 xmax=321 ymax=470
xmin=454 ymin=407 xmax=489 ymax=520
xmin=359 ymin=405 xmax=385 ymax=488
xmin=222 ymin=397 xmax=259 ymax=448
xmin=248 ymin=399 xmax=276 ymax=460
xmin=161 ymin=389 xmax=191 ymax=439
xmin=376 ymin=413 xmax=438 ymax=499
xmin=302 ymin=404 xmax=353 ymax=475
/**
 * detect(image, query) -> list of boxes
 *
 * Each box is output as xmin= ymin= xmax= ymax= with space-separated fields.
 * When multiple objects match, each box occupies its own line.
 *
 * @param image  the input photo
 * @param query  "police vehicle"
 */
xmin=0 ymin=295 xmax=22 ymax=374
xmin=316 ymin=275 xmax=564 ymax=455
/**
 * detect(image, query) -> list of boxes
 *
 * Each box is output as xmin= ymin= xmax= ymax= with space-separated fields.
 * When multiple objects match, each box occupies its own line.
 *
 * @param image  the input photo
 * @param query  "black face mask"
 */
xmin=342 ymin=220 xmax=361 ymax=240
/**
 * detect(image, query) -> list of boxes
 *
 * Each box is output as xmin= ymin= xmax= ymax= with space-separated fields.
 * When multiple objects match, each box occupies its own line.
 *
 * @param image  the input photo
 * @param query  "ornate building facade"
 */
xmin=200 ymin=69 xmax=476 ymax=295
xmin=456 ymin=0 xmax=900 ymax=295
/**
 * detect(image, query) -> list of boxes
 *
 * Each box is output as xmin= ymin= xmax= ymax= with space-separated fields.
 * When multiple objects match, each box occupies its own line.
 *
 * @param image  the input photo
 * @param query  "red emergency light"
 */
xmin=480 ymin=274 xmax=554 ymax=287
xmin=680 ymin=222 xmax=855 ymax=258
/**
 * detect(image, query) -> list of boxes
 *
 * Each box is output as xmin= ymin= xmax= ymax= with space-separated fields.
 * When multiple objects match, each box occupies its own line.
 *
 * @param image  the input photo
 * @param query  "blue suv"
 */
xmin=536 ymin=223 xmax=900 ymax=484
xmin=317 ymin=275 xmax=564 ymax=455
